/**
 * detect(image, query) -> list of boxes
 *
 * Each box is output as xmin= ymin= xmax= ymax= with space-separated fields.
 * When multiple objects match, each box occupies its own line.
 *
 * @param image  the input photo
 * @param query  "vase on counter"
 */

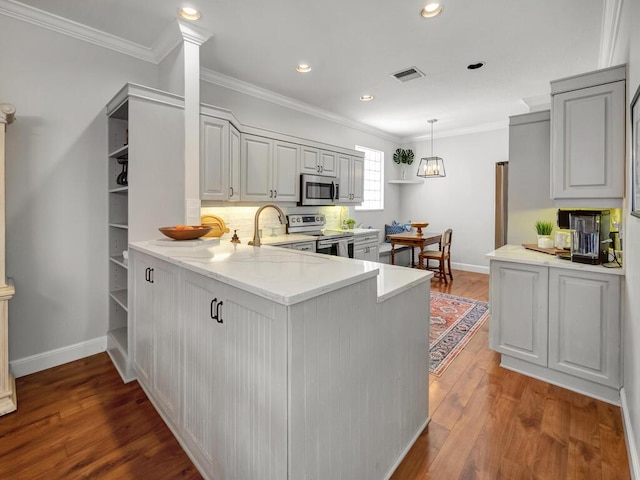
xmin=537 ymin=235 xmax=553 ymax=249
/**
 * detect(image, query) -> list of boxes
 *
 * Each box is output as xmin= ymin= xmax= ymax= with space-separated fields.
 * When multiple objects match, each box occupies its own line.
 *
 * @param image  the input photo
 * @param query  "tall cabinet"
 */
xmin=106 ymin=84 xmax=185 ymax=382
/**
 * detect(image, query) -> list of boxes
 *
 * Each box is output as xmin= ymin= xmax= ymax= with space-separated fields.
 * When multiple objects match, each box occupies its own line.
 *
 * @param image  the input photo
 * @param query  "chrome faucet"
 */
xmin=248 ymin=204 xmax=287 ymax=247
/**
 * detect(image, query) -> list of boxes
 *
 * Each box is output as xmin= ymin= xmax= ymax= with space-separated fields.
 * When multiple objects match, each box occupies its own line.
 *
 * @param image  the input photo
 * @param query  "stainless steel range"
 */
xmin=287 ymin=213 xmax=354 ymax=258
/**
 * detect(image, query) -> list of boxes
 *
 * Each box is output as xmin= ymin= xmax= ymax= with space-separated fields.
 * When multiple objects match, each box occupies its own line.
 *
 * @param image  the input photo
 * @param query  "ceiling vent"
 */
xmin=391 ymin=67 xmax=425 ymax=83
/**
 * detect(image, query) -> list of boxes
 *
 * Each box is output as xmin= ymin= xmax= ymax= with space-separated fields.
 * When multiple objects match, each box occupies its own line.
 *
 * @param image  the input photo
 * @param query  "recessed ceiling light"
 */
xmin=467 ymin=61 xmax=486 ymax=70
xmin=296 ymin=64 xmax=312 ymax=73
xmin=178 ymin=7 xmax=201 ymax=21
xmin=421 ymin=2 xmax=443 ymax=18
xmin=360 ymin=95 xmax=374 ymax=102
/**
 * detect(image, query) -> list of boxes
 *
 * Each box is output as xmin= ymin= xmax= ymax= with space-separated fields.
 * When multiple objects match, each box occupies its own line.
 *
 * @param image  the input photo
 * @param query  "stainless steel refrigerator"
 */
xmin=495 ymin=161 xmax=508 ymax=249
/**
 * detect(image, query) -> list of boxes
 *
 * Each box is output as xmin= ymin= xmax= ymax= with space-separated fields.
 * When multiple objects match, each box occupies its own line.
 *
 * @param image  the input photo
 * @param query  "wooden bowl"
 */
xmin=159 ymin=225 xmax=212 ymax=240
xmin=411 ymin=222 xmax=429 ymax=236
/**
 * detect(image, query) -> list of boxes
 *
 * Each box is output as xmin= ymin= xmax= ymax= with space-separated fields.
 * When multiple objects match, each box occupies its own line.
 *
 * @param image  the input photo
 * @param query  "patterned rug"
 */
xmin=429 ymin=292 xmax=489 ymax=376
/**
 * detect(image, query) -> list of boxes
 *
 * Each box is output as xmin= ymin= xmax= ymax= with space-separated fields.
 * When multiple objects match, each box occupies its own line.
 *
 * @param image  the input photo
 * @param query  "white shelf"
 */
xmin=109 ymin=255 xmax=128 ymax=269
xmin=109 ymin=326 xmax=128 ymax=352
xmin=110 ymin=289 xmax=128 ymax=311
xmin=109 ymin=223 xmax=129 ymax=230
xmin=109 ymin=144 xmax=129 ymax=159
xmin=388 ymin=180 xmax=424 ymax=184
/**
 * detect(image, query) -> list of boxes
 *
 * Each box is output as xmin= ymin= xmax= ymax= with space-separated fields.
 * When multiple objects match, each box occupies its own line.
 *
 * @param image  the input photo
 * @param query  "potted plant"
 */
xmin=393 ymin=148 xmax=415 ymax=179
xmin=535 ymin=220 xmax=554 ymax=248
xmin=345 ymin=218 xmax=356 ymax=229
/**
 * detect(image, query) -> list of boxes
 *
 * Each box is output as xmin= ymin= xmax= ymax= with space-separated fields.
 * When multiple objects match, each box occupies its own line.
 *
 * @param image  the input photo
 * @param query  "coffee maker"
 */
xmin=568 ymin=210 xmax=610 ymax=264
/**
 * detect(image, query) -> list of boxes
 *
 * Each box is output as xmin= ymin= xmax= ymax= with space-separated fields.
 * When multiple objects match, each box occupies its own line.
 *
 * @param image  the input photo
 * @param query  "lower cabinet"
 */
xmin=132 ymin=252 xmax=180 ymax=424
xmin=354 ymin=231 xmax=379 ymax=262
xmin=489 ymin=260 xmax=621 ymax=401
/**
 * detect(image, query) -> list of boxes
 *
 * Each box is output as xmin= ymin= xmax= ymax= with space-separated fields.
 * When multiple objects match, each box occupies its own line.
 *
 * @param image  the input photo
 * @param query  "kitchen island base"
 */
xmin=130 ymin=244 xmax=431 ymax=480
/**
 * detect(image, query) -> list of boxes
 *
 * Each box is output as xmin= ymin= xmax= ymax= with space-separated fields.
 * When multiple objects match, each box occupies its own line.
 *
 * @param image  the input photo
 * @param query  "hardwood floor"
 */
xmin=0 ymin=270 xmax=631 ymax=479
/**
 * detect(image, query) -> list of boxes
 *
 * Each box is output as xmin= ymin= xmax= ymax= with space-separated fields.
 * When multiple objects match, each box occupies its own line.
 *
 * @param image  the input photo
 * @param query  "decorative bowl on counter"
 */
xmin=159 ymin=225 xmax=212 ymax=240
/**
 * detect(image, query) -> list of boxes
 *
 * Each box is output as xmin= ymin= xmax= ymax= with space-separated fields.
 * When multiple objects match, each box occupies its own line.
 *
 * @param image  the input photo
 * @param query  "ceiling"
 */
xmin=10 ymin=0 xmax=607 ymax=140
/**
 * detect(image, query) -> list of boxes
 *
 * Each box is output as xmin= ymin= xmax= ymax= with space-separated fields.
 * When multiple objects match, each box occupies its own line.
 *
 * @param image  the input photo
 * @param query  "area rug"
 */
xmin=429 ymin=292 xmax=489 ymax=376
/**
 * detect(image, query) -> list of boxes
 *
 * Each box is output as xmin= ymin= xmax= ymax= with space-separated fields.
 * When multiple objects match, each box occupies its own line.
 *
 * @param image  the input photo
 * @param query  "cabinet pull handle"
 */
xmin=210 ymin=298 xmax=218 ymax=320
xmin=274 ymin=190 xmax=277 ymax=197
xmin=215 ymin=300 xmax=224 ymax=324
xmin=149 ymin=268 xmax=154 ymax=284
xmin=229 ymin=186 xmax=234 ymax=197
xmin=317 ymin=165 xmax=320 ymax=173
xmin=145 ymin=267 xmax=150 ymax=282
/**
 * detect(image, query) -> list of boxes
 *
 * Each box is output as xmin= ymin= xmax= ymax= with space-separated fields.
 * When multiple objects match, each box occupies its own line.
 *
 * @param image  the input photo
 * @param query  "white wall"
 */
xmin=616 ymin=0 xmax=640 ymax=476
xmin=401 ymin=128 xmax=509 ymax=272
xmin=1 ymin=15 xmax=158 ymax=361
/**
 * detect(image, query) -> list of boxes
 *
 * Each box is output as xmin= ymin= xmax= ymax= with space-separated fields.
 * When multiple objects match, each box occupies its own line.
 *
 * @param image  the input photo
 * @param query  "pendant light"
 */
xmin=417 ymin=119 xmax=446 ymax=178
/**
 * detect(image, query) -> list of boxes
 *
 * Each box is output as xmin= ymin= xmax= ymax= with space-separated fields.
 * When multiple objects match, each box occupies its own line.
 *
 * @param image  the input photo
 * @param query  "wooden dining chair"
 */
xmin=419 ymin=229 xmax=453 ymax=283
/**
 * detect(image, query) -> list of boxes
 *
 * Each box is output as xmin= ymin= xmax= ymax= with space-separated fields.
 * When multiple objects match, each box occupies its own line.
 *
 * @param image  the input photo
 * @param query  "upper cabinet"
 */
xmin=200 ymin=115 xmax=241 ymax=202
xmin=240 ymin=134 xmax=299 ymax=202
xmin=337 ymin=153 xmax=364 ymax=204
xmin=300 ymin=146 xmax=337 ymax=176
xmin=550 ymin=65 xmax=625 ymax=200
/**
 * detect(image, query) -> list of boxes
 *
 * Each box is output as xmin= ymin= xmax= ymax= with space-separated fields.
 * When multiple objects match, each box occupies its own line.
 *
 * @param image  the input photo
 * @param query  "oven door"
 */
xmin=316 ymin=238 xmax=354 ymax=258
xmin=299 ymin=174 xmax=337 ymax=206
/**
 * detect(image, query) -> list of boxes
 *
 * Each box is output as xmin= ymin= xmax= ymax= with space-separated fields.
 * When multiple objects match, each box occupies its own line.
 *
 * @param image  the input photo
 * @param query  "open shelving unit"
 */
xmin=107 ymin=97 xmax=133 ymax=381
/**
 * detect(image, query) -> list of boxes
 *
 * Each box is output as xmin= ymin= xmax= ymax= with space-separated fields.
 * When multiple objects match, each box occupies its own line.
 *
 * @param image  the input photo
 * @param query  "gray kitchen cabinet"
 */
xmin=132 ymin=252 xmax=181 ymax=424
xmin=200 ymin=115 xmax=240 ymax=201
xmin=489 ymin=261 xmax=549 ymax=366
xmin=301 ymin=145 xmax=337 ymax=176
xmin=550 ymin=65 xmax=625 ymax=200
xmin=548 ymin=268 xmax=620 ymax=388
xmin=353 ymin=231 xmax=379 ymax=261
xmin=488 ymin=256 xmax=622 ymax=403
xmin=180 ymin=268 xmax=288 ymax=480
xmin=241 ymin=133 xmax=299 ymax=202
xmin=337 ymin=153 xmax=365 ymax=204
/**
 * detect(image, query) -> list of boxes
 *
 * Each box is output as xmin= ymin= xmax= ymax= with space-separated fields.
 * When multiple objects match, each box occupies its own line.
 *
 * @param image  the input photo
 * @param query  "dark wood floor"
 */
xmin=0 ymin=270 xmax=631 ymax=479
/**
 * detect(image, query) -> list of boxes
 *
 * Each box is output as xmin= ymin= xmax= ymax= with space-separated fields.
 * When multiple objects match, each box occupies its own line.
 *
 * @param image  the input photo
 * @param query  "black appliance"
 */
xmin=298 ymin=174 xmax=339 ymax=206
xmin=567 ymin=210 xmax=610 ymax=265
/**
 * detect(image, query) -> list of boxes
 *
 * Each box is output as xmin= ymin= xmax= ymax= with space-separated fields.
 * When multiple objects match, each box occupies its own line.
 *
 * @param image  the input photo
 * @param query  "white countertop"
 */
xmin=132 ymin=239 xmax=431 ymax=305
xmin=486 ymin=245 xmax=624 ymax=276
xmin=258 ymin=233 xmax=316 ymax=246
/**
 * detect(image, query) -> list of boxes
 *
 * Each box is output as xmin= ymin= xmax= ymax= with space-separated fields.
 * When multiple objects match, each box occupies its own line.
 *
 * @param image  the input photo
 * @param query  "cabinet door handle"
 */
xmin=320 ymin=165 xmax=324 ymax=173
xmin=149 ymin=268 xmax=154 ymax=283
xmin=229 ymin=186 xmax=234 ymax=197
xmin=210 ymin=298 xmax=218 ymax=320
xmin=145 ymin=267 xmax=150 ymax=282
xmin=317 ymin=165 xmax=320 ymax=173
xmin=274 ymin=190 xmax=277 ymax=197
xmin=215 ymin=300 xmax=224 ymax=324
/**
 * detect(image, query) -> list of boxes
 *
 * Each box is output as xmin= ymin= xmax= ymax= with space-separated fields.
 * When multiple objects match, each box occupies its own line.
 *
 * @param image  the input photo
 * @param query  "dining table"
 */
xmin=388 ymin=231 xmax=442 ymax=269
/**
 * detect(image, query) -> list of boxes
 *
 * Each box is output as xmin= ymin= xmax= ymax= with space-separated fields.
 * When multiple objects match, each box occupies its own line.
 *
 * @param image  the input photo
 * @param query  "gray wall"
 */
xmin=1 ymin=15 xmax=158 ymax=361
xmin=401 ymin=128 xmax=509 ymax=272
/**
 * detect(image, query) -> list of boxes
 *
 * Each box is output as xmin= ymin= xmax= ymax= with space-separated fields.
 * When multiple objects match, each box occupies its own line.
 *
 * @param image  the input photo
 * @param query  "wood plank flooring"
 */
xmin=0 ymin=270 xmax=631 ymax=479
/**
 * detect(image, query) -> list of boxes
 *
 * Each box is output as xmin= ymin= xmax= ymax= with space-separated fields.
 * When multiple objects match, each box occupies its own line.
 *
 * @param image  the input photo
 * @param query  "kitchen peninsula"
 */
xmin=130 ymin=239 xmax=432 ymax=480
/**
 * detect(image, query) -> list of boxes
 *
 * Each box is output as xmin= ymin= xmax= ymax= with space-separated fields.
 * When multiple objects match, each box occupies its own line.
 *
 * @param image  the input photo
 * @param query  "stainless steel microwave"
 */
xmin=299 ymin=174 xmax=339 ymax=206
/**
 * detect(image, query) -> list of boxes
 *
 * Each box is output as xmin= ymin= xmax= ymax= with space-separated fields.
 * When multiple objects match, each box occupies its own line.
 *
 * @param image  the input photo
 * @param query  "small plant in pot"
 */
xmin=345 ymin=218 xmax=356 ymax=229
xmin=393 ymin=148 xmax=415 ymax=179
xmin=535 ymin=220 xmax=554 ymax=248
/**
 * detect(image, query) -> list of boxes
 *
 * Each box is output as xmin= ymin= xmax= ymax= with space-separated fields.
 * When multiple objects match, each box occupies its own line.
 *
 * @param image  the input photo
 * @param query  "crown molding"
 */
xmin=150 ymin=21 xmax=183 ymax=64
xmin=0 ymin=0 xmax=159 ymax=62
xmin=200 ymin=68 xmax=401 ymax=143
xmin=598 ymin=0 xmax=623 ymax=68
xmin=177 ymin=19 xmax=212 ymax=46
xmin=400 ymin=120 xmax=508 ymax=143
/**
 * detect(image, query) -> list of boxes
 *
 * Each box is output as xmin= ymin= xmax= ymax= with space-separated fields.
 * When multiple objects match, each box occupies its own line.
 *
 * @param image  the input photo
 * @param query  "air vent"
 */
xmin=391 ymin=67 xmax=425 ymax=83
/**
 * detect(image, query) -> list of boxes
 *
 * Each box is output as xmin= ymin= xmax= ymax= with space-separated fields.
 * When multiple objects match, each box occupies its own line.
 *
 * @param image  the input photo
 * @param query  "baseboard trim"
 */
xmin=621 ymin=387 xmax=640 ymax=480
xmin=451 ymin=262 xmax=489 ymax=275
xmin=10 ymin=336 xmax=107 ymax=378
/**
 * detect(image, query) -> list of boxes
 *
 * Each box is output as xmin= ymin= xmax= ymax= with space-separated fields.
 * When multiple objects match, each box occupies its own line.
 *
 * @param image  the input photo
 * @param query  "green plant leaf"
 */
xmin=535 ymin=220 xmax=554 ymax=235
xmin=393 ymin=149 xmax=403 ymax=164
xmin=404 ymin=149 xmax=414 ymax=165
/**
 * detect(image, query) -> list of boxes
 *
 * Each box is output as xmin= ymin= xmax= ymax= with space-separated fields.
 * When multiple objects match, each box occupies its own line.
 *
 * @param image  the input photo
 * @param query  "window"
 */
xmin=355 ymin=146 xmax=384 ymax=211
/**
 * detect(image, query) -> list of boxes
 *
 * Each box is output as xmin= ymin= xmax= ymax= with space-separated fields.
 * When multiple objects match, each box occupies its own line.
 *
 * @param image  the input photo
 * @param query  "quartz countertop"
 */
xmin=257 ymin=233 xmax=316 ymax=246
xmin=131 ymin=239 xmax=431 ymax=305
xmin=486 ymin=244 xmax=624 ymax=276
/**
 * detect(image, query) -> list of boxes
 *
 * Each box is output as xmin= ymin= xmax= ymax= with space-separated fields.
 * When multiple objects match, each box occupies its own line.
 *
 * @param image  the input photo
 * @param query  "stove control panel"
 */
xmin=287 ymin=214 xmax=325 ymax=226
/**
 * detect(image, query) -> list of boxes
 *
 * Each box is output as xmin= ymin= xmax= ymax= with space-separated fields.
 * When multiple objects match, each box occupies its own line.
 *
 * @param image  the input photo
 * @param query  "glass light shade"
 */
xmin=417 ymin=156 xmax=446 ymax=177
